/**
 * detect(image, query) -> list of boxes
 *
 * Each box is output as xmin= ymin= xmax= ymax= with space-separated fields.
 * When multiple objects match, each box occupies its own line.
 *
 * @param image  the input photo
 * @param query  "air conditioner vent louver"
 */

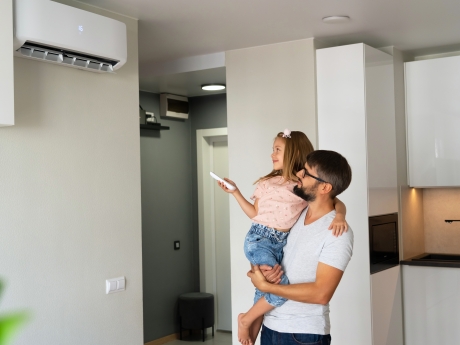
xmin=17 ymin=42 xmax=116 ymax=73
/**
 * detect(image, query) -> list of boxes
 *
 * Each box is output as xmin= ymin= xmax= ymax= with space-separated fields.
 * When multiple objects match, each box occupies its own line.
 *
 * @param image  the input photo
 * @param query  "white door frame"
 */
xmin=196 ymin=127 xmax=228 ymax=298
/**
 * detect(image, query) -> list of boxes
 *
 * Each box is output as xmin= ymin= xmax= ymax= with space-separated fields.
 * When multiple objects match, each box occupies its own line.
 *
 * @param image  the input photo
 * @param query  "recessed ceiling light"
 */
xmin=202 ymin=84 xmax=226 ymax=91
xmin=322 ymin=16 xmax=350 ymax=23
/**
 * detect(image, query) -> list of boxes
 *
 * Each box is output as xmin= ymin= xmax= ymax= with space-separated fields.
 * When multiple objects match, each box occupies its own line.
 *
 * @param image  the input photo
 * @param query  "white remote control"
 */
xmin=210 ymin=172 xmax=236 ymax=190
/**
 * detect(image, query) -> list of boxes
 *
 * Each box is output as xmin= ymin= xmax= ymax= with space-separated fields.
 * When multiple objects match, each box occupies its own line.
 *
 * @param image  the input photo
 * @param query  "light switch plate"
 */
xmin=117 ymin=277 xmax=125 ymax=290
xmin=106 ymin=276 xmax=126 ymax=294
xmin=174 ymin=241 xmax=180 ymax=250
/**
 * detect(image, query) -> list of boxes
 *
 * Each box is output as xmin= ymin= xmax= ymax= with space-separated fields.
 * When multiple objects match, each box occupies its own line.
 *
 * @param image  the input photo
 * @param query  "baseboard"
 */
xmin=144 ymin=332 xmax=185 ymax=345
xmin=144 ymin=329 xmax=213 ymax=345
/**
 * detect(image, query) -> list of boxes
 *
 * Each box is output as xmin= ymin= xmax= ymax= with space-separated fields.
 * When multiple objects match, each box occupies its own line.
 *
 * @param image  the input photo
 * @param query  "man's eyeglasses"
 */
xmin=300 ymin=168 xmax=331 ymax=186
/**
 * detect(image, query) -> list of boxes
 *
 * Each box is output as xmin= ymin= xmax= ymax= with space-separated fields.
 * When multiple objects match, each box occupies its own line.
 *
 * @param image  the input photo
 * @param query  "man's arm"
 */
xmin=248 ymin=262 xmax=344 ymax=305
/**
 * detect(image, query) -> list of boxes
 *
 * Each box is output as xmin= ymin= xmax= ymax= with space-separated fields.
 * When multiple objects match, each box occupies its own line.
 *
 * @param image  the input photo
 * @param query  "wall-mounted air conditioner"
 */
xmin=13 ymin=0 xmax=127 ymax=73
xmin=160 ymin=94 xmax=189 ymax=120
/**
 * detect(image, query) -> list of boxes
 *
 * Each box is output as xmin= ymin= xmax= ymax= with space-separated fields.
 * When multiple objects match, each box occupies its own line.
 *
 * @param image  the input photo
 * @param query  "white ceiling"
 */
xmin=77 ymin=0 xmax=460 ymax=94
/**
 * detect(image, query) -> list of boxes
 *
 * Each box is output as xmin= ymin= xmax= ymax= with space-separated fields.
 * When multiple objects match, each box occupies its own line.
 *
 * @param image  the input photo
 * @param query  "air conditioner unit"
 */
xmin=160 ymin=94 xmax=189 ymax=120
xmin=13 ymin=0 xmax=127 ymax=73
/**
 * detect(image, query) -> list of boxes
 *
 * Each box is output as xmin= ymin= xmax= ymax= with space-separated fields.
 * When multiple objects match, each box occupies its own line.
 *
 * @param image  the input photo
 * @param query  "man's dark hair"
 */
xmin=306 ymin=150 xmax=352 ymax=199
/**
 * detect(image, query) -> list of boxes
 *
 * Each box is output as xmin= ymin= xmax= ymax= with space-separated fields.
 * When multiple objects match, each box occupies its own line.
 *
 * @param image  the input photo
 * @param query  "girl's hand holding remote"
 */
xmin=217 ymin=178 xmax=238 ymax=193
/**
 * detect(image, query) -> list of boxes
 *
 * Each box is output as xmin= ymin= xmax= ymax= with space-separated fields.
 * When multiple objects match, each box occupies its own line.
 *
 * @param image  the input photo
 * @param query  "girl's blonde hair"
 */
xmin=256 ymin=131 xmax=314 ymax=184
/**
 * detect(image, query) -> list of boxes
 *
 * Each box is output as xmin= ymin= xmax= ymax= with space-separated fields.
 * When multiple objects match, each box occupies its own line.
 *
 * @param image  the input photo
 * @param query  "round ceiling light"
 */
xmin=202 ymin=84 xmax=226 ymax=91
xmin=322 ymin=16 xmax=350 ymax=23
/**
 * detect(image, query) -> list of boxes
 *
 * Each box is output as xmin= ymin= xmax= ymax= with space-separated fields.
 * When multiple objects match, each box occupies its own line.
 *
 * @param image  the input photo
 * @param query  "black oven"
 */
xmin=369 ymin=213 xmax=399 ymax=274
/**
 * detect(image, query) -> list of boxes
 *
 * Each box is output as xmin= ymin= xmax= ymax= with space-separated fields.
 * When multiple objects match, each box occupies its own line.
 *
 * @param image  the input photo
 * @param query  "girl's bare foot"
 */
xmin=238 ymin=313 xmax=253 ymax=345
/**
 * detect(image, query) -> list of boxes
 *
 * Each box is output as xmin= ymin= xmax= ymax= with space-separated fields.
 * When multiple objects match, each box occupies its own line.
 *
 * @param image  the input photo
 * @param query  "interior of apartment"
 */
xmin=1 ymin=1 xmax=460 ymax=345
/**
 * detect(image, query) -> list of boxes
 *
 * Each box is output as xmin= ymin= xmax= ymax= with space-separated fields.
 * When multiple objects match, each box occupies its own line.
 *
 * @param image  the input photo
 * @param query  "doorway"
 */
xmin=196 ymin=128 xmax=232 ymax=331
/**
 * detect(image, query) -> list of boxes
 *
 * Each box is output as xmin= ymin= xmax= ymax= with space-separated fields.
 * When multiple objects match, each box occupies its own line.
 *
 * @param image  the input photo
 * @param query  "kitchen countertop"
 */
xmin=401 ymin=253 xmax=460 ymax=268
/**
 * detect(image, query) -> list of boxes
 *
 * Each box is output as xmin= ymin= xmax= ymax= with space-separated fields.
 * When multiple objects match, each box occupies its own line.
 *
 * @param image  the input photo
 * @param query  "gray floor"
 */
xmin=167 ymin=331 xmax=232 ymax=345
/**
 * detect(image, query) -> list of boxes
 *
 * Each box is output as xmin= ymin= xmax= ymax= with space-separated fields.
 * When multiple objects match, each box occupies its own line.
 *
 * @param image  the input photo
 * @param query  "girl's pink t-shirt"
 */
xmin=250 ymin=176 xmax=308 ymax=229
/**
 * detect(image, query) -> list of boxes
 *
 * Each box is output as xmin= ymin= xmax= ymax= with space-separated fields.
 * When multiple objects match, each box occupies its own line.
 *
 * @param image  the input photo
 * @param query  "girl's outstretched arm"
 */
xmin=217 ymin=178 xmax=258 ymax=219
xmin=329 ymin=197 xmax=348 ymax=236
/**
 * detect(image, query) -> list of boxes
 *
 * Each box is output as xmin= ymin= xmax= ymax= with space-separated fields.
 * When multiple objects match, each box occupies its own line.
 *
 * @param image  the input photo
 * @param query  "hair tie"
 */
xmin=282 ymin=129 xmax=291 ymax=138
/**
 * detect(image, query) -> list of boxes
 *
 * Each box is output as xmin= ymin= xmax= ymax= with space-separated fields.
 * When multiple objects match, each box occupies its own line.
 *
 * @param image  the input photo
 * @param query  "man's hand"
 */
xmin=259 ymin=264 xmax=283 ymax=284
xmin=247 ymin=265 xmax=271 ymax=292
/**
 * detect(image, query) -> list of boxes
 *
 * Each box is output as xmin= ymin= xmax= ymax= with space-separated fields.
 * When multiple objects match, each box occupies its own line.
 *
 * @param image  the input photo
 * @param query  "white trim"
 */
xmin=196 ymin=127 xmax=228 ymax=294
xmin=196 ymin=127 xmax=228 ymax=330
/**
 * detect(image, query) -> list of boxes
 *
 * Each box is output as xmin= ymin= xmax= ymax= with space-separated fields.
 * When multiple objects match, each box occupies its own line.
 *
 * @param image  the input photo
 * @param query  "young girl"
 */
xmin=217 ymin=130 xmax=348 ymax=345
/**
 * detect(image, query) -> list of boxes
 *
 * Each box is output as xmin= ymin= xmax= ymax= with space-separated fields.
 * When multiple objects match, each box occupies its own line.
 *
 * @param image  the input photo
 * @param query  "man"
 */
xmin=247 ymin=150 xmax=354 ymax=345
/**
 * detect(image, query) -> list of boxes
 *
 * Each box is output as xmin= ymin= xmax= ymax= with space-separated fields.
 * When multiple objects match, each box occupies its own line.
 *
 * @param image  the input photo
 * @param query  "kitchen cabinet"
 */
xmin=402 ymin=264 xmax=460 ymax=344
xmin=405 ymin=55 xmax=460 ymax=187
xmin=371 ymin=266 xmax=404 ymax=345
xmin=0 ymin=0 xmax=15 ymax=127
xmin=316 ymin=43 xmax=400 ymax=345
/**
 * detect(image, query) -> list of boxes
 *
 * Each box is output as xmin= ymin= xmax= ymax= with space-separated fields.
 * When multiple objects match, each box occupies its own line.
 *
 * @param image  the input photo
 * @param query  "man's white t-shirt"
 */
xmin=263 ymin=208 xmax=354 ymax=334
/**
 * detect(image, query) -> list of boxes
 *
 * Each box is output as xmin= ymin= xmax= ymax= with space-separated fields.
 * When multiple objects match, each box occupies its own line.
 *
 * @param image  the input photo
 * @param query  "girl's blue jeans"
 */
xmin=244 ymin=223 xmax=289 ymax=307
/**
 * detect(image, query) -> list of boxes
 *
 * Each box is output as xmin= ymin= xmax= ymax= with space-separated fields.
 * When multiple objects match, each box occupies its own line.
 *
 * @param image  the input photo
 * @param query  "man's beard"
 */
xmin=293 ymin=183 xmax=318 ymax=202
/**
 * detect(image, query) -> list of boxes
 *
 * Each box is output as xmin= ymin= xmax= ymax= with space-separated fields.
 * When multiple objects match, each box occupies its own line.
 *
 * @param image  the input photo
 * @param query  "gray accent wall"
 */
xmin=140 ymin=91 xmax=227 ymax=341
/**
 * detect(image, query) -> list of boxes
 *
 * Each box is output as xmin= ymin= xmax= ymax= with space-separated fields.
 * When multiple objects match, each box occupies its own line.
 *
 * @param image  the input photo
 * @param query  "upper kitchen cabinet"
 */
xmin=405 ymin=56 xmax=460 ymax=187
xmin=0 ymin=0 xmax=15 ymax=127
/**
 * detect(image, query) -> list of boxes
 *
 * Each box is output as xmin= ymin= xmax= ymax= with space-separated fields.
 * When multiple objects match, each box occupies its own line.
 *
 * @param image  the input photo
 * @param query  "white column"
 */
xmin=226 ymin=38 xmax=318 ymax=344
xmin=316 ymin=43 xmax=373 ymax=345
xmin=317 ymin=43 xmax=401 ymax=345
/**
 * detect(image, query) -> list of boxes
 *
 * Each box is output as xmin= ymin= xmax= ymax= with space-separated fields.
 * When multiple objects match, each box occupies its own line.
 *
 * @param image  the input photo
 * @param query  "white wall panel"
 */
xmin=0 ymin=1 xmax=143 ymax=344
xmin=0 ymin=0 xmax=14 ymax=126
xmin=226 ymin=38 xmax=318 ymax=344
xmin=364 ymin=46 xmax=398 ymax=216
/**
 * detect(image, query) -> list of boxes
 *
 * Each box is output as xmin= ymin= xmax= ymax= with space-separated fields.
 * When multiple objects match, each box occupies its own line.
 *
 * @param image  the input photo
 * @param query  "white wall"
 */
xmin=0 ymin=2 xmax=143 ymax=344
xmin=365 ymin=47 xmax=398 ymax=216
xmin=0 ymin=0 xmax=14 ymax=126
xmin=226 ymin=38 xmax=318 ymax=344
xmin=382 ymin=47 xmax=410 ymax=191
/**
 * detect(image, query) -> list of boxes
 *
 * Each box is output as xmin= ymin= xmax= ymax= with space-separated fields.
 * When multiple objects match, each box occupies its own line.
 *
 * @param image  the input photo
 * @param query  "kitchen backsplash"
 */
xmin=401 ymin=186 xmax=425 ymax=259
xmin=423 ymin=188 xmax=460 ymax=254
